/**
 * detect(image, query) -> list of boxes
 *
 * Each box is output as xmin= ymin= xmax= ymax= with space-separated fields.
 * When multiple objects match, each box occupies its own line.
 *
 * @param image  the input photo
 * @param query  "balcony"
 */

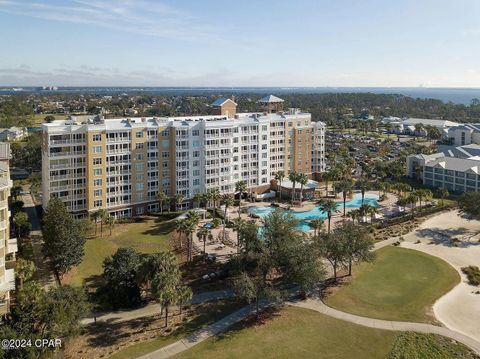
xmin=48 ymin=151 xmax=86 ymax=158
xmin=6 ymin=238 xmax=17 ymax=255
xmin=49 ymin=139 xmax=86 ymax=145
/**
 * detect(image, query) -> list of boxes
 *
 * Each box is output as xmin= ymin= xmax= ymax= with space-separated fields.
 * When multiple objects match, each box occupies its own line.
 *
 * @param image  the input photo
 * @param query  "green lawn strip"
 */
xmin=65 ymin=217 xmax=175 ymax=288
xmin=174 ymin=306 xmax=397 ymax=359
xmin=108 ymin=299 xmax=243 ymax=359
xmin=326 ymin=246 xmax=459 ymax=322
xmin=388 ymin=332 xmax=480 ymax=359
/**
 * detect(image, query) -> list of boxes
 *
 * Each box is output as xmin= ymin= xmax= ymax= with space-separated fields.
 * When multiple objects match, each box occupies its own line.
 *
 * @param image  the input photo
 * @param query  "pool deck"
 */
xmin=191 ymin=191 xmax=399 ymax=260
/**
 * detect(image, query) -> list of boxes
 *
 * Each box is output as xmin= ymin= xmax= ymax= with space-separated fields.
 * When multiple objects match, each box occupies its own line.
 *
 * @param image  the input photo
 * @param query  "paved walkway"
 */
xmin=81 ymin=289 xmax=235 ymax=325
xmin=290 ymin=298 xmax=480 ymax=355
xmin=137 ymin=301 xmax=270 ymax=359
xmin=20 ymin=188 xmax=57 ymax=289
xmin=135 ymin=236 xmax=480 ymax=358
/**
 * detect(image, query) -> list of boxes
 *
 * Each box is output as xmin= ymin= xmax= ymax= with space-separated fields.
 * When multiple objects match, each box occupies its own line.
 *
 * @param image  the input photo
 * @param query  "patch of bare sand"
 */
xmin=401 ymin=210 xmax=480 ymax=342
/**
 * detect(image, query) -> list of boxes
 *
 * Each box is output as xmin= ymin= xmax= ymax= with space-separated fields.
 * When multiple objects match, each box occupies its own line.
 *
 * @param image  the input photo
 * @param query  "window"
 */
xmin=136 ymin=131 xmax=144 ymax=138
xmin=93 ymin=146 xmax=102 ymax=153
xmin=94 ymin=179 xmax=102 ymax=186
xmin=94 ymin=200 xmax=102 ymax=207
xmin=136 ymin=183 xmax=144 ymax=191
xmin=94 ymin=189 xmax=102 ymax=197
xmin=136 ymin=163 xmax=144 ymax=171
xmin=93 ymin=158 xmax=102 ymax=165
xmin=136 ymin=153 xmax=144 ymax=160
xmin=136 ymin=143 xmax=144 ymax=150
xmin=93 ymin=168 xmax=102 ymax=176
xmin=192 ymin=130 xmax=200 ymax=136
xmin=93 ymin=134 xmax=101 ymax=141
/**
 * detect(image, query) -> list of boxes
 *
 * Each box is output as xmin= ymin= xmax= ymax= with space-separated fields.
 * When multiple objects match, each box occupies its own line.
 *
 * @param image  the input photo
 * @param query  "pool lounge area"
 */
xmin=248 ymin=193 xmax=379 ymax=232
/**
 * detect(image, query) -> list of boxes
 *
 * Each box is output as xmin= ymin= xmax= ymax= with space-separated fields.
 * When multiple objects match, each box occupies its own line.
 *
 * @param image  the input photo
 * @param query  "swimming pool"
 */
xmin=248 ymin=193 xmax=379 ymax=232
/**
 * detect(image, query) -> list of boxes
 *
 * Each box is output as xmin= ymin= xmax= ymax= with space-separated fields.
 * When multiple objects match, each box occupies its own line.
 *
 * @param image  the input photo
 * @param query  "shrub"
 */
xmin=462 ymin=266 xmax=480 ymax=286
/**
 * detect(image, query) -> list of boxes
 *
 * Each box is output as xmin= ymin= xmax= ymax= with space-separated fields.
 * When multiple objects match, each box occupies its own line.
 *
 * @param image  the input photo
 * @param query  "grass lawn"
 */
xmin=174 ymin=306 xmax=397 ymax=359
xmin=326 ymin=246 xmax=459 ymax=322
xmin=64 ymin=216 xmax=175 ymax=288
xmin=172 ymin=307 xmax=478 ymax=359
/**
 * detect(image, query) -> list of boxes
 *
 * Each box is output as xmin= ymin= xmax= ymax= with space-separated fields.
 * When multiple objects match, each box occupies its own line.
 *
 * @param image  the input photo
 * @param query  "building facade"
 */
xmin=407 ymin=151 xmax=480 ymax=193
xmin=42 ymin=97 xmax=325 ymax=218
xmin=0 ymin=142 xmax=15 ymax=315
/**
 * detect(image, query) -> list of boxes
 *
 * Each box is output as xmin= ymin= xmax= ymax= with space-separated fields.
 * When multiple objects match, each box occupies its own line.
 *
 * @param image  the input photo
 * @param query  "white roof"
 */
xmin=403 ymin=118 xmax=460 ymax=128
xmin=280 ymin=179 xmax=318 ymax=190
xmin=258 ymin=95 xmax=284 ymax=103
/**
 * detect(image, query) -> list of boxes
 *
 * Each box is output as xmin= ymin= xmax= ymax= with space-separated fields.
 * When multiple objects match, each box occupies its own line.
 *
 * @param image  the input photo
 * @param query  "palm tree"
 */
xmin=355 ymin=178 xmax=370 ymax=205
xmin=288 ymin=170 xmax=298 ymax=204
xmin=318 ymin=198 xmax=339 ymax=233
xmin=210 ymin=188 xmax=221 ymax=217
xmin=90 ymin=211 xmax=100 ymax=236
xmin=274 ymin=171 xmax=285 ymax=200
xmin=193 ymin=192 xmax=203 ymax=209
xmin=11 ymin=185 xmax=22 ymax=201
xmin=336 ymin=179 xmax=353 ymax=216
xmin=170 ymin=193 xmax=184 ymax=212
xmin=323 ymin=171 xmax=333 ymax=197
xmin=367 ymin=206 xmax=379 ymax=223
xmin=105 ymin=215 xmax=115 ymax=236
xmin=298 ymin=173 xmax=309 ymax=202
xmin=232 ymin=217 xmax=246 ymax=253
xmin=156 ymin=191 xmax=168 ymax=214
xmin=202 ymin=192 xmax=211 ymax=212
xmin=175 ymin=219 xmax=188 ymax=249
xmin=346 ymin=209 xmax=360 ymax=224
xmin=309 ymin=218 xmax=324 ymax=237
xmin=196 ymin=227 xmax=209 ymax=257
xmin=220 ymin=194 xmax=235 ymax=241
xmin=235 ymin=180 xmax=247 ymax=218
xmin=359 ymin=204 xmax=374 ymax=223
xmin=97 ymin=208 xmax=108 ymax=237
xmin=437 ymin=187 xmax=449 ymax=206
xmin=15 ymin=258 xmax=35 ymax=289
xmin=185 ymin=211 xmax=201 ymax=261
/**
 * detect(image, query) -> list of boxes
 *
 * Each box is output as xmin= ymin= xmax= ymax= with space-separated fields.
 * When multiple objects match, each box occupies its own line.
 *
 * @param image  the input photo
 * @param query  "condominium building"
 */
xmin=42 ymin=96 xmax=326 ymax=218
xmin=407 ymin=150 xmax=480 ymax=193
xmin=0 ymin=142 xmax=16 ymax=315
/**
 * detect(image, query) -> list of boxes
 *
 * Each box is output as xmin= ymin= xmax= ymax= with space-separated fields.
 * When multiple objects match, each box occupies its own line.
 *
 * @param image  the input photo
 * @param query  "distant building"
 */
xmin=0 ymin=127 xmax=28 ymax=141
xmin=407 ymin=148 xmax=480 ymax=193
xmin=211 ymin=98 xmax=237 ymax=117
xmin=383 ymin=117 xmax=460 ymax=137
xmin=445 ymin=124 xmax=480 ymax=146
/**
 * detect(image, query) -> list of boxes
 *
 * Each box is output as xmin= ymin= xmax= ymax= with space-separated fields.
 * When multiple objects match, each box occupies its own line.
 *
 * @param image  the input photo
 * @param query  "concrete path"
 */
xmin=81 ymin=289 xmax=235 ymax=325
xmin=135 ymin=236 xmax=480 ymax=358
xmin=20 ymin=188 xmax=57 ymax=289
xmin=290 ymin=298 xmax=480 ymax=355
xmin=137 ymin=301 xmax=270 ymax=359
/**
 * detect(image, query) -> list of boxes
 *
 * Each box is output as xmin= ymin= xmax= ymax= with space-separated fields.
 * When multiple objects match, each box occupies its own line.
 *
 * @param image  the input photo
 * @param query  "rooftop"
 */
xmin=258 ymin=95 xmax=284 ymax=103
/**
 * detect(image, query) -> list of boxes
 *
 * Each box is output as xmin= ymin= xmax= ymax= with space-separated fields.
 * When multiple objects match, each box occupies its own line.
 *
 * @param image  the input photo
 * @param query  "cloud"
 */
xmin=0 ymin=0 xmax=224 ymax=43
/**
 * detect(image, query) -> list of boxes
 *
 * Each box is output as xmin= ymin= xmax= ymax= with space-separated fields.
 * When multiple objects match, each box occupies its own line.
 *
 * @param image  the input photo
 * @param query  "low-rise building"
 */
xmin=407 ymin=150 xmax=480 ymax=192
xmin=0 ymin=127 xmax=28 ymax=141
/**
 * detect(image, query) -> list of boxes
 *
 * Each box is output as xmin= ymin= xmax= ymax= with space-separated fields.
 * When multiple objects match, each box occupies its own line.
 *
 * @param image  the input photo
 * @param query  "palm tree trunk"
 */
xmin=348 ymin=260 xmax=352 ymax=276
xmin=165 ymin=306 xmax=169 ymax=328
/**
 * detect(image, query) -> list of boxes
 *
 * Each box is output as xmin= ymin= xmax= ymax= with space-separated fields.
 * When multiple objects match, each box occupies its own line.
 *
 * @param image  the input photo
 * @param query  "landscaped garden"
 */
xmin=64 ymin=215 xmax=176 ymax=288
xmin=173 ymin=306 xmax=479 ymax=359
xmin=64 ymin=299 xmax=244 ymax=359
xmin=326 ymin=246 xmax=460 ymax=322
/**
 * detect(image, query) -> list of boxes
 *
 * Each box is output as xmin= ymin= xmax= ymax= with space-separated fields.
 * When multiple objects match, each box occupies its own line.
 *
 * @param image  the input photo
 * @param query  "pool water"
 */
xmin=248 ymin=193 xmax=379 ymax=232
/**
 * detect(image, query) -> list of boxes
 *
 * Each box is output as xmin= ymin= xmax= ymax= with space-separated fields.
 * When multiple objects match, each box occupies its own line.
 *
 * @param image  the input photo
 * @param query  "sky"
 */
xmin=1 ymin=0 xmax=480 ymax=87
